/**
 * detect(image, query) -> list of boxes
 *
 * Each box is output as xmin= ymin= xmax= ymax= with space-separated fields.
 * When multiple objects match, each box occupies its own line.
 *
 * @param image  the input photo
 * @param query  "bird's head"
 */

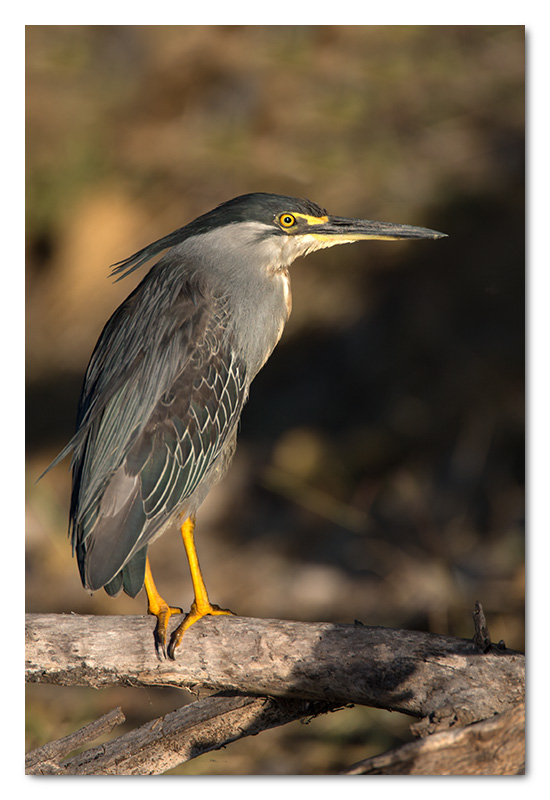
xmin=111 ymin=192 xmax=447 ymax=280
xmin=217 ymin=193 xmax=448 ymax=267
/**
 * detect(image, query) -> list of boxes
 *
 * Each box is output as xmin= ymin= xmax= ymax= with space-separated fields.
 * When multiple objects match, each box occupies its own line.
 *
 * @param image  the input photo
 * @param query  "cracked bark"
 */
xmin=25 ymin=611 xmax=525 ymax=775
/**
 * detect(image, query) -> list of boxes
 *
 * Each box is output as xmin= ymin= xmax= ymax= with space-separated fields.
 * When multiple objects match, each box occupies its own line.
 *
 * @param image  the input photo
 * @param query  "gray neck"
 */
xmin=171 ymin=223 xmax=293 ymax=379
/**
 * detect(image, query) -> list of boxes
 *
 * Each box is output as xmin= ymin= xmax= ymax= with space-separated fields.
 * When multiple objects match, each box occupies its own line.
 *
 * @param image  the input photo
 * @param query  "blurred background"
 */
xmin=25 ymin=25 xmax=524 ymax=775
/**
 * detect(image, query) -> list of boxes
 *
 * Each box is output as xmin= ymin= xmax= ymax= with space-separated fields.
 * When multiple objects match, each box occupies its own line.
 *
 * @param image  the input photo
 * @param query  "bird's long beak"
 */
xmin=304 ymin=214 xmax=447 ymax=244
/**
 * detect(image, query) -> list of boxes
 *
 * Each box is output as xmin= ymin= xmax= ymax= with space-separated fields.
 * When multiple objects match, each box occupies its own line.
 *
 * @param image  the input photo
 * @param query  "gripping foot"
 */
xmin=144 ymin=557 xmax=183 ymax=657
xmin=167 ymin=601 xmax=234 ymax=659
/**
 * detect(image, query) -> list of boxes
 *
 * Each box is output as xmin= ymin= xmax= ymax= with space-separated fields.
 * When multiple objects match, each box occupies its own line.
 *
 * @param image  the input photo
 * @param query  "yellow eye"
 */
xmin=278 ymin=213 xmax=296 ymax=228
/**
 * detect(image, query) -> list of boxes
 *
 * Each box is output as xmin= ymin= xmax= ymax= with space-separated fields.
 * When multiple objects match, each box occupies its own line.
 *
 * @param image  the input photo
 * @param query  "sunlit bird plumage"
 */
xmin=43 ymin=192 xmax=446 ymax=658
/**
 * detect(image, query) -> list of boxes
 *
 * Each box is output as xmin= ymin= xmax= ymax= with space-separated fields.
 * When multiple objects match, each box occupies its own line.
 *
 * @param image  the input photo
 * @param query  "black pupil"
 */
xmin=282 ymin=215 xmax=293 ymax=225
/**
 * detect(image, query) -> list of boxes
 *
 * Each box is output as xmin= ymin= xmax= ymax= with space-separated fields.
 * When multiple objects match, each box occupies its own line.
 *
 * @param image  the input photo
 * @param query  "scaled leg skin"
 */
xmin=144 ymin=556 xmax=183 ymax=657
xmin=167 ymin=515 xmax=234 ymax=659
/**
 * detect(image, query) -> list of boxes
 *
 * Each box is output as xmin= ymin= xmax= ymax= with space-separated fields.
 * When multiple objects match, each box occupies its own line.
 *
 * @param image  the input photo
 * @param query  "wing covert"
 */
xmin=72 ymin=289 xmax=248 ymax=591
xmin=136 ymin=343 xmax=247 ymax=524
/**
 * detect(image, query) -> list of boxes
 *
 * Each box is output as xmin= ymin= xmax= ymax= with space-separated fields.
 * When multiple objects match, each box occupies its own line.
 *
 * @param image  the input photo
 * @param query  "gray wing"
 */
xmin=59 ymin=267 xmax=248 ymax=595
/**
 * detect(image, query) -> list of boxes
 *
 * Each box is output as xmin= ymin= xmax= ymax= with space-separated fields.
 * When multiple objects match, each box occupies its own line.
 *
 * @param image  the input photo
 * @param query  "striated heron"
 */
xmin=42 ymin=192 xmax=446 ymax=658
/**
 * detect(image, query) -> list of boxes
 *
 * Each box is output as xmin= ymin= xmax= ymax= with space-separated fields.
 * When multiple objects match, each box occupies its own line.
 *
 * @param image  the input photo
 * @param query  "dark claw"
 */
xmin=153 ymin=623 xmax=167 ymax=659
xmin=149 ymin=605 xmax=184 ymax=659
xmin=167 ymin=638 xmax=176 ymax=660
xmin=167 ymin=626 xmax=183 ymax=660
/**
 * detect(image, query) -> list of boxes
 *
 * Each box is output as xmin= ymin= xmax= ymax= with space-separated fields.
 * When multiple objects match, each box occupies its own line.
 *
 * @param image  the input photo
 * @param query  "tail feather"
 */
xmin=77 ymin=471 xmax=147 ymax=591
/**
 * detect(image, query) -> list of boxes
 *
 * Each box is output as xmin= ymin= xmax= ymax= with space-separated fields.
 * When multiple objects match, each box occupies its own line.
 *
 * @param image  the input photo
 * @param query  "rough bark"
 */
xmin=25 ymin=708 xmax=127 ymax=774
xmin=25 ymin=612 xmax=525 ymax=775
xmin=25 ymin=613 xmax=524 ymax=722
xmin=26 ymin=694 xmax=337 ymax=775
xmin=343 ymin=702 xmax=525 ymax=775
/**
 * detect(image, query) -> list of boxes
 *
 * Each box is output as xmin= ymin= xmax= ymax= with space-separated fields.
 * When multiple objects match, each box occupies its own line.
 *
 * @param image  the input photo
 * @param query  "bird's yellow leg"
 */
xmin=144 ymin=556 xmax=183 ymax=656
xmin=167 ymin=515 xmax=234 ymax=658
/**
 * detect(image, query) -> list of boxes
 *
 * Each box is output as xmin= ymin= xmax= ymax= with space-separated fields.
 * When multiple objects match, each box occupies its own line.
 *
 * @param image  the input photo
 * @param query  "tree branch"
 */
xmin=343 ymin=702 xmax=525 ymax=775
xmin=26 ymin=612 xmax=524 ymax=724
xmin=26 ymin=694 xmax=338 ymax=775
xmin=25 ymin=707 xmax=127 ymax=774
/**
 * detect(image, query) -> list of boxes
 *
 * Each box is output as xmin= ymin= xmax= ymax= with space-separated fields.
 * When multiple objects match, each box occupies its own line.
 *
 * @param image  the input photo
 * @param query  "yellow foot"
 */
xmin=149 ymin=600 xmax=184 ymax=657
xmin=167 ymin=601 xmax=234 ymax=659
xmin=144 ymin=556 xmax=184 ymax=657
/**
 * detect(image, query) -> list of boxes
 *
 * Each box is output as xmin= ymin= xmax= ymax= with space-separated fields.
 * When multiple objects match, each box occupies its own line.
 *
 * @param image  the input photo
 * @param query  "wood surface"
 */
xmin=25 ymin=612 xmax=525 ymax=775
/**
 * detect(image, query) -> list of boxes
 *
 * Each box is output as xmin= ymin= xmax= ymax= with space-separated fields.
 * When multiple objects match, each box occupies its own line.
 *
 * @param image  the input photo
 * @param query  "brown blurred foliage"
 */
xmin=26 ymin=25 xmax=524 ymax=775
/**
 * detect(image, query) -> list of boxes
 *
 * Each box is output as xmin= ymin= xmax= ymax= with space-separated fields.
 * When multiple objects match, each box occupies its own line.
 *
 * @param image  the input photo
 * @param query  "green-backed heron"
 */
xmin=43 ymin=192 xmax=446 ymax=658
